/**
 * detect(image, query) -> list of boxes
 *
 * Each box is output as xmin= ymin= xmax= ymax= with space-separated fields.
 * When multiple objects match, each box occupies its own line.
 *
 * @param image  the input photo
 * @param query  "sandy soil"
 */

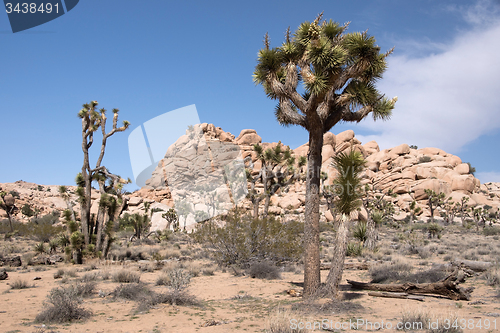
xmin=1 ymin=223 xmax=499 ymax=333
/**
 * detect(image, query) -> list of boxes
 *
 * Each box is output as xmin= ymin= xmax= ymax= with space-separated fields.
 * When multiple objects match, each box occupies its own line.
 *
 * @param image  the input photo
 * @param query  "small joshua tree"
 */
xmin=408 ymin=200 xmax=422 ymax=225
xmin=245 ymin=142 xmax=305 ymax=217
xmin=0 ymin=191 xmax=17 ymax=232
xmin=162 ymin=208 xmax=179 ymax=231
xmin=362 ymin=184 xmax=395 ymax=250
xmin=441 ymin=197 xmax=457 ymax=224
xmin=424 ymin=189 xmax=445 ymax=223
xmin=456 ymin=196 xmax=470 ymax=227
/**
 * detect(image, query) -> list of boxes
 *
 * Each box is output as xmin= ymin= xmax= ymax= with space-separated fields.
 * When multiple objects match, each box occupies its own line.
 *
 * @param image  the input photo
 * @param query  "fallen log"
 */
xmin=452 ymin=259 xmax=492 ymax=272
xmin=320 ymin=262 xmax=370 ymax=270
xmin=347 ymin=270 xmax=473 ymax=301
xmin=367 ymin=292 xmax=424 ymax=301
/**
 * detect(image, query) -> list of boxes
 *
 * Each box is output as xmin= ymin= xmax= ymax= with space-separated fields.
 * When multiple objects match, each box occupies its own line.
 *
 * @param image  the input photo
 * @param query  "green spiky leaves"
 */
xmin=254 ymin=15 xmax=396 ymax=129
xmin=331 ymin=150 xmax=366 ymax=215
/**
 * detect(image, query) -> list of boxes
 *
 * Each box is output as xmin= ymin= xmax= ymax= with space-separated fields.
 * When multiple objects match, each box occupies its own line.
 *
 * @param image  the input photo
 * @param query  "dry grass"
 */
xmin=112 ymin=269 xmax=141 ymax=283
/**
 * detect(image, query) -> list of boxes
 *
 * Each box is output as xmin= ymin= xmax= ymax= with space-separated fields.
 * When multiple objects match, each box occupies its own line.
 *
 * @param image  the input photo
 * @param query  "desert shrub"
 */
xmin=247 ymin=261 xmax=281 ymax=280
xmin=346 ymin=242 xmax=363 ymax=257
xmin=69 ymin=282 xmax=96 ymax=298
xmin=112 ymin=269 xmax=140 ymax=283
xmin=113 ymin=283 xmax=152 ymax=301
xmin=35 ymin=286 xmax=92 ymax=323
xmin=405 ymin=268 xmax=448 ymax=283
xmin=399 ymin=310 xmax=430 ymax=331
xmin=483 ymin=226 xmax=500 ymax=236
xmin=10 ymin=279 xmax=33 ymax=289
xmin=370 ymin=259 xmax=413 ymax=283
xmin=266 ymin=308 xmax=307 ymax=333
xmin=182 ymin=262 xmax=201 ymax=277
xmin=352 ymin=221 xmax=367 ymax=243
xmin=34 ymin=242 xmax=46 ymax=254
xmin=202 ymin=267 xmax=215 ymax=276
xmin=54 ymin=268 xmax=65 ymax=279
xmin=138 ymin=290 xmax=199 ymax=310
xmin=417 ymin=246 xmax=432 ymax=259
xmin=418 ymin=156 xmax=432 ymax=164
xmin=21 ymin=204 xmax=35 ymax=218
xmin=192 ymin=211 xmax=303 ymax=266
xmin=484 ymin=269 xmax=500 ymax=287
xmin=162 ymin=268 xmax=191 ymax=291
xmin=80 ymin=272 xmax=99 ymax=282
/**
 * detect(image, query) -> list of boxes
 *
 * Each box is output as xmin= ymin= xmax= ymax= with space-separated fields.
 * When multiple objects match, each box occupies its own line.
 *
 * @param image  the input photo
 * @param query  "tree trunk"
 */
xmin=303 ymin=127 xmax=323 ymax=298
xmin=73 ymin=249 xmax=83 ymax=265
xmin=364 ymin=216 xmax=377 ymax=250
xmin=263 ymin=195 xmax=270 ymax=217
xmin=347 ymin=269 xmax=473 ymax=301
xmin=6 ymin=212 xmax=13 ymax=232
xmin=323 ymin=214 xmax=349 ymax=298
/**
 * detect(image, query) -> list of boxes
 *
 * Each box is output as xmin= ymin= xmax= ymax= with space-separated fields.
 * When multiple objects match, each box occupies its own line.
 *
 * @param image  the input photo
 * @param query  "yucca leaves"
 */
xmin=331 ymin=150 xmax=365 ymax=215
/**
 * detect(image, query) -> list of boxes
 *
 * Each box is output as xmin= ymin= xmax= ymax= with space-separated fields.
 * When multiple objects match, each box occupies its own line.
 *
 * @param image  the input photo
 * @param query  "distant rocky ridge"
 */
xmin=2 ymin=124 xmax=499 ymax=231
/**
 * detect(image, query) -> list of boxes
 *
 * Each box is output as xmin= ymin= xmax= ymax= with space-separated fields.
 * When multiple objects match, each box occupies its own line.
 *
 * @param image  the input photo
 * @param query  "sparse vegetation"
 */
xmin=35 ymin=285 xmax=92 ymax=323
xmin=112 ymin=269 xmax=141 ymax=283
xmin=247 ymin=261 xmax=281 ymax=280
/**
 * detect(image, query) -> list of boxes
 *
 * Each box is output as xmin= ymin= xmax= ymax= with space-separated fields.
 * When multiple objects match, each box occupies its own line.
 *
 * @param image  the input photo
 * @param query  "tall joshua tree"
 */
xmin=253 ymin=14 xmax=396 ymax=297
xmin=78 ymin=101 xmax=130 ymax=246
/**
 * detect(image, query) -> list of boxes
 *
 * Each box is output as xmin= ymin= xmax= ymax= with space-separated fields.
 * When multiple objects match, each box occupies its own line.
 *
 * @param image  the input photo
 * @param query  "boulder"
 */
xmin=418 ymin=147 xmax=446 ymax=156
xmin=391 ymin=143 xmax=410 ymax=156
xmin=278 ymin=193 xmax=303 ymax=210
xmin=322 ymin=145 xmax=335 ymax=164
xmin=363 ymin=141 xmax=380 ymax=154
xmin=323 ymin=132 xmax=336 ymax=147
xmin=335 ymin=129 xmax=355 ymax=144
xmin=128 ymin=196 xmax=143 ymax=206
xmin=412 ymin=179 xmax=451 ymax=200
xmin=454 ymin=163 xmax=470 ymax=175
xmin=445 ymin=155 xmax=462 ymax=167
xmin=0 ymin=270 xmax=7 ymax=280
xmin=235 ymin=129 xmax=262 ymax=145
xmin=450 ymin=174 xmax=475 ymax=193
xmin=293 ymin=143 xmax=309 ymax=157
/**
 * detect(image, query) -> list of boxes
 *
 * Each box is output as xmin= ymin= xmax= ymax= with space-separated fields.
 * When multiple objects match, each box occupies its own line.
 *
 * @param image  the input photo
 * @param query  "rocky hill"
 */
xmin=1 ymin=124 xmax=499 ymax=231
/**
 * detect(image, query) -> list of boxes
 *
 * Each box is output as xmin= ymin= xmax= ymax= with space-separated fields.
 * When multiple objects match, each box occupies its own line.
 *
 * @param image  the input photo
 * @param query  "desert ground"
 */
xmin=1 ymin=216 xmax=499 ymax=333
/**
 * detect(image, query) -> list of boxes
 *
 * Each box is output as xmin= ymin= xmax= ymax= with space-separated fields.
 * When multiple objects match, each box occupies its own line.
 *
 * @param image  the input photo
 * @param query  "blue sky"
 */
xmin=1 ymin=0 xmax=499 ymax=191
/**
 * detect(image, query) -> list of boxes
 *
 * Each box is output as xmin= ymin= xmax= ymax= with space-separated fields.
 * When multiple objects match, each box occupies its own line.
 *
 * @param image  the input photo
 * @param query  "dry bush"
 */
xmin=80 ymin=272 xmax=99 ymax=282
xmin=483 ymin=269 xmax=500 ymax=287
xmin=247 ymin=261 xmax=281 ymax=280
xmin=182 ymin=261 xmax=201 ymax=277
xmin=35 ymin=285 xmax=92 ymax=323
xmin=370 ymin=257 xmax=412 ymax=283
xmin=113 ymin=283 xmax=152 ymax=301
xmin=266 ymin=308 xmax=307 ymax=333
xmin=160 ymin=268 xmax=191 ymax=291
xmin=10 ymin=279 xmax=34 ymax=289
xmin=53 ymin=268 xmax=65 ymax=279
xmin=399 ymin=309 xmax=430 ymax=331
xmin=112 ymin=269 xmax=141 ymax=283
xmin=138 ymin=290 xmax=200 ymax=310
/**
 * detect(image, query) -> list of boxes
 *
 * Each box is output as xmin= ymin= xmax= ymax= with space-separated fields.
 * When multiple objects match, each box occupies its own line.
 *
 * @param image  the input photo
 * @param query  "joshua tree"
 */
xmin=253 ymin=14 xmax=396 ymax=297
xmin=0 ymin=191 xmax=17 ymax=232
xmin=456 ymin=196 xmax=470 ymax=227
xmin=441 ymin=197 xmax=457 ymax=224
xmin=77 ymin=101 xmax=130 ymax=246
xmin=162 ymin=208 xmax=179 ymax=231
xmin=361 ymin=184 xmax=395 ymax=250
xmin=323 ymin=149 xmax=365 ymax=298
xmin=424 ymin=189 xmax=445 ymax=223
xmin=245 ymin=142 xmax=306 ymax=217
xmin=408 ymin=200 xmax=422 ymax=225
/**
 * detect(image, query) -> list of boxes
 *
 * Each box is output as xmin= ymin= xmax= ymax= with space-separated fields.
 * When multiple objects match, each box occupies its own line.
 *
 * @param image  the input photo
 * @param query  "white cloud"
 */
xmin=356 ymin=1 xmax=500 ymax=154
xmin=476 ymin=171 xmax=500 ymax=183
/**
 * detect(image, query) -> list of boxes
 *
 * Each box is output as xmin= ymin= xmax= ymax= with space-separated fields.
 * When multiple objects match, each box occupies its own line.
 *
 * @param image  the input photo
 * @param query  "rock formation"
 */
xmin=1 ymin=124 xmax=499 ymax=231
